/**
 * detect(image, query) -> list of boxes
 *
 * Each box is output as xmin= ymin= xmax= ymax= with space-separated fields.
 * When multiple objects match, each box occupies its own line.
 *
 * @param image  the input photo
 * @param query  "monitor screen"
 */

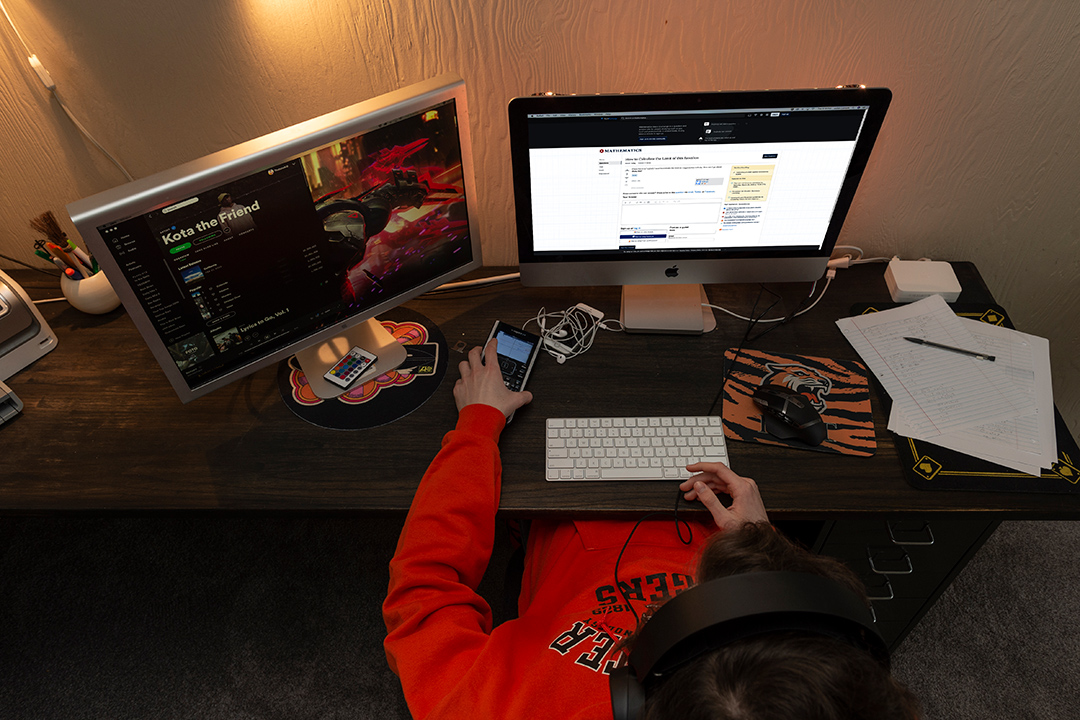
xmin=508 ymin=87 xmax=891 ymax=332
xmin=69 ymin=74 xmax=481 ymax=402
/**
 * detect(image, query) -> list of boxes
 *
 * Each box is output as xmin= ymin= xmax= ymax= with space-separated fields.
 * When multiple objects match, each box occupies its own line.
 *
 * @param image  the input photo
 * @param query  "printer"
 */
xmin=0 ymin=269 xmax=58 ymax=424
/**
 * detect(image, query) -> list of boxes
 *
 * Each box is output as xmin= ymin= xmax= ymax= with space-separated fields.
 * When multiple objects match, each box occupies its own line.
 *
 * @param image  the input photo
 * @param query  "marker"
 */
xmin=904 ymin=336 xmax=995 ymax=362
xmin=46 ymin=241 xmax=77 ymax=272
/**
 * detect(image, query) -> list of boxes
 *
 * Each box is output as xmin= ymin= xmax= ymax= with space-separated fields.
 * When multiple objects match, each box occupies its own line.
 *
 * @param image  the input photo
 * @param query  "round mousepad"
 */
xmin=277 ymin=308 xmax=447 ymax=429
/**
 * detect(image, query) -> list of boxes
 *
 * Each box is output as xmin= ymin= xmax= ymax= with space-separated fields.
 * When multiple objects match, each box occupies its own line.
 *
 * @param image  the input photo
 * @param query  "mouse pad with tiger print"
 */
xmin=722 ymin=349 xmax=876 ymax=456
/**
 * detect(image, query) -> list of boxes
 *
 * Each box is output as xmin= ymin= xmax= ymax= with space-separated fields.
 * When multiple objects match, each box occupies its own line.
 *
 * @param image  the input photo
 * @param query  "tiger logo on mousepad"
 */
xmin=722 ymin=349 xmax=876 ymax=456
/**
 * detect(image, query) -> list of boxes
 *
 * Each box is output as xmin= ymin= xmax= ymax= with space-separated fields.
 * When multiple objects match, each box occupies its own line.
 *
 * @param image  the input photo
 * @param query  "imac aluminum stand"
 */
xmin=621 ymin=284 xmax=717 ymax=334
xmin=293 ymin=317 xmax=407 ymax=399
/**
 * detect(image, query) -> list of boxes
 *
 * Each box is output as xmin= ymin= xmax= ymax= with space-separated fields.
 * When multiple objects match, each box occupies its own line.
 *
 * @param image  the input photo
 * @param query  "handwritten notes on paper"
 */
xmin=837 ymin=295 xmax=1055 ymax=475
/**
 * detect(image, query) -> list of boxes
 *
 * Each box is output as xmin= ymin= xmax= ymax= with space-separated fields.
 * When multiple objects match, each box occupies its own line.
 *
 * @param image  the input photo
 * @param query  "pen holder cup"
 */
xmin=60 ymin=271 xmax=121 ymax=315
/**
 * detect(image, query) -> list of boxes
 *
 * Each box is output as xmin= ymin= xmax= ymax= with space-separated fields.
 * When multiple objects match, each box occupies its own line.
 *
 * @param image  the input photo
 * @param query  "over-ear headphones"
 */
xmin=609 ymin=571 xmax=889 ymax=720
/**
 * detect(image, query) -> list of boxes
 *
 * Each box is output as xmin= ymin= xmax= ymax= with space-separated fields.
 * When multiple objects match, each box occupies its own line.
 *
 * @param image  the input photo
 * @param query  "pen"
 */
xmin=903 ymin=336 xmax=995 ymax=362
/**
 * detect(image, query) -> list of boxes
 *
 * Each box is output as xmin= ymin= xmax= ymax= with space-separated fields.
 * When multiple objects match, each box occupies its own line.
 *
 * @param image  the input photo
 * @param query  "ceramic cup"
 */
xmin=60 ymin=271 xmax=121 ymax=314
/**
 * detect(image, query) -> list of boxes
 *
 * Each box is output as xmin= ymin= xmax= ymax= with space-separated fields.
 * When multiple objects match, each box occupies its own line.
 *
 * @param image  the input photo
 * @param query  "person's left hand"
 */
xmin=453 ymin=339 xmax=533 ymax=419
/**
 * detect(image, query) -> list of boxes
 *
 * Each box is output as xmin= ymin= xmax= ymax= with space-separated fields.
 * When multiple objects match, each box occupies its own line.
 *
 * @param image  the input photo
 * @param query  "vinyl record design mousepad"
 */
xmin=851 ymin=302 xmax=1080 ymax=494
xmin=277 ymin=308 xmax=447 ymax=429
xmin=722 ymin=349 xmax=876 ymax=456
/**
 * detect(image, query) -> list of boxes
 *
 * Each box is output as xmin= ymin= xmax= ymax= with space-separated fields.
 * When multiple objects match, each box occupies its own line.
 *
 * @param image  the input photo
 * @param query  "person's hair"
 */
xmin=637 ymin=522 xmax=922 ymax=720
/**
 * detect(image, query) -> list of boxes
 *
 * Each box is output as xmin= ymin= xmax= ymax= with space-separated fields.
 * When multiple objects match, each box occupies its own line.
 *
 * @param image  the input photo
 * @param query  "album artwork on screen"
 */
xmin=98 ymin=99 xmax=472 ymax=391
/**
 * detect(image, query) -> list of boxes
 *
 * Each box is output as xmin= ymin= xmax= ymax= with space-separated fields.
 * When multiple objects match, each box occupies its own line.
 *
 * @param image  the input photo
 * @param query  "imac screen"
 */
xmin=508 ymin=87 xmax=891 ymax=286
xmin=70 ymin=76 xmax=480 ymax=401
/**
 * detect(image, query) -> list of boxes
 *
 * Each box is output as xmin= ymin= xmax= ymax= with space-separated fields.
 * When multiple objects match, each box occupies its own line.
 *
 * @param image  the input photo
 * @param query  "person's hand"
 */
xmin=453 ymin=338 xmax=533 ymax=419
xmin=679 ymin=462 xmax=769 ymax=531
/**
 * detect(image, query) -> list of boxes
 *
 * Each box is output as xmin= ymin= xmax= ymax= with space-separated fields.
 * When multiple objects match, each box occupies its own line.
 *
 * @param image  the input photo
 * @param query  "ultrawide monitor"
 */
xmin=508 ymin=86 xmax=891 ymax=332
xmin=68 ymin=74 xmax=482 ymax=403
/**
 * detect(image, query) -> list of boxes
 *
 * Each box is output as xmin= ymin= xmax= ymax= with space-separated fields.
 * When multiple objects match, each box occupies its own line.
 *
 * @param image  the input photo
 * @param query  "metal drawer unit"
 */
xmin=815 ymin=516 xmax=999 ymax=650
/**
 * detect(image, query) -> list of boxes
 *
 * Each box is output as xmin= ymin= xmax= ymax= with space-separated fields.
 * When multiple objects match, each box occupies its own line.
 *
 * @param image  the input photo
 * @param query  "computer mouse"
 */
xmin=751 ymin=384 xmax=828 ymax=446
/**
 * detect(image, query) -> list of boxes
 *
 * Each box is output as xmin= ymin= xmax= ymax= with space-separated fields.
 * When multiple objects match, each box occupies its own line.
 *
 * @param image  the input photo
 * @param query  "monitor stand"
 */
xmin=621 ymin=284 xmax=717 ymax=334
xmin=292 ymin=317 xmax=408 ymax=399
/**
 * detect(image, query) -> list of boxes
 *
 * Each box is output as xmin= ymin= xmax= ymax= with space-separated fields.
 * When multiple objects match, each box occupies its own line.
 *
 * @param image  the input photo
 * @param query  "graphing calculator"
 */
xmin=486 ymin=320 xmax=541 ymax=397
xmin=323 ymin=346 xmax=378 ymax=389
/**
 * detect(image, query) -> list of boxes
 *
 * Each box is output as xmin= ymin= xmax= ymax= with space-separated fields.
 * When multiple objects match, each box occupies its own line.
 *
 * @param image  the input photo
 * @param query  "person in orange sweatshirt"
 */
xmin=383 ymin=339 xmax=920 ymax=720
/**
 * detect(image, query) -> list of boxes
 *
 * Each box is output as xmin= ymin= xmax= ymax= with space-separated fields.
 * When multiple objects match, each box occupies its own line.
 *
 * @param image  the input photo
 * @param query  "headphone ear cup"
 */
xmin=609 ymin=664 xmax=646 ymax=720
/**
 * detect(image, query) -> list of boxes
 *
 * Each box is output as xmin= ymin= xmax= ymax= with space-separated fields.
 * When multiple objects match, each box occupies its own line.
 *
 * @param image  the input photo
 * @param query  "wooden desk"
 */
xmin=3 ymin=262 xmax=1074 ymax=518
xmin=4 ymin=262 xmax=1077 ymax=649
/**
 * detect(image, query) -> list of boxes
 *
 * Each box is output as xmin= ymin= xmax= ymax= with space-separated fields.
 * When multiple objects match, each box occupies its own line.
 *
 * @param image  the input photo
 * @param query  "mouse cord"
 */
xmin=613 ymin=488 xmax=694 ymax=627
xmin=706 ymin=284 xmax=781 ymax=416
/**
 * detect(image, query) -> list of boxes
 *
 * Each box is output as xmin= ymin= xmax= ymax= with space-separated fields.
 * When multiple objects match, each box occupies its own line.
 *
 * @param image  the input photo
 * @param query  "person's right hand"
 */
xmin=453 ymin=338 xmax=533 ymax=420
xmin=679 ymin=462 xmax=769 ymax=531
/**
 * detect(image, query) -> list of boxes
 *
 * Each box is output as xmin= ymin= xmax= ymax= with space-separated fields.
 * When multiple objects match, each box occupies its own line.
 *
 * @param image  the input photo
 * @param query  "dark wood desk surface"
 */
xmin=3 ymin=263 xmax=1077 ymax=518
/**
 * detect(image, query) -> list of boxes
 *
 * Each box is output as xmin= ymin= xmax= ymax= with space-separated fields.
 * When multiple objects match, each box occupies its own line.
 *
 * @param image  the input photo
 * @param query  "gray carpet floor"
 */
xmin=890 ymin=520 xmax=1080 ymax=719
xmin=1 ymin=517 xmax=1076 ymax=719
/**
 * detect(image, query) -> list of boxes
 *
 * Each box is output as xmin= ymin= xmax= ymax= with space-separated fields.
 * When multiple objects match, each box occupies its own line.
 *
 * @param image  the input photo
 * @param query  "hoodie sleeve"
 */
xmin=382 ymin=403 xmax=507 ymax=719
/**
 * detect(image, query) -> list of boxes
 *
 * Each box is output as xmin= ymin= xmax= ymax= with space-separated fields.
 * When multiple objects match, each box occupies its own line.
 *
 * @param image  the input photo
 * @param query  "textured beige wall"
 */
xmin=1 ymin=0 xmax=1077 ymax=434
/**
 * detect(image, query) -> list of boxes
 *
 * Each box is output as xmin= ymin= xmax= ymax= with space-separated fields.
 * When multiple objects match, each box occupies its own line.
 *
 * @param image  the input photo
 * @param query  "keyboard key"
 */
xmin=601 ymin=467 xmax=661 ymax=479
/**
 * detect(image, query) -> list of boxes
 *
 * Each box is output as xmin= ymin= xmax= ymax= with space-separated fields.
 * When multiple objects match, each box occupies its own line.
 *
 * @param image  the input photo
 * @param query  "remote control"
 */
xmin=323 ymin=346 xmax=378 ymax=389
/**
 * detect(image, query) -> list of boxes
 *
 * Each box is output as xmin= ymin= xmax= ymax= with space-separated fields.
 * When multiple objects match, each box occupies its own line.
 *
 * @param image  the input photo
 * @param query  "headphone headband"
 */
xmin=626 ymin=571 xmax=888 ymax=683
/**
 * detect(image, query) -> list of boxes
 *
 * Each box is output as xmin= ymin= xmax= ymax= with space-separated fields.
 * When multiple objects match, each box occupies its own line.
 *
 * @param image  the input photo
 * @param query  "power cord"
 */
xmin=699 ymin=241 xmax=916 ymax=326
xmin=1 ymin=0 xmax=134 ymax=182
xmin=702 ymin=268 xmax=836 ymax=325
xmin=424 ymin=271 xmax=520 ymax=294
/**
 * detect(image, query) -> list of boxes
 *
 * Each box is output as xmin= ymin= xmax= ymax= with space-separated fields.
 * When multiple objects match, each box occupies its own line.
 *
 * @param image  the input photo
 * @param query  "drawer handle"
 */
xmin=867 ymin=546 xmax=913 ymax=575
xmin=888 ymin=520 xmax=935 ymax=546
xmin=864 ymin=575 xmax=894 ymax=601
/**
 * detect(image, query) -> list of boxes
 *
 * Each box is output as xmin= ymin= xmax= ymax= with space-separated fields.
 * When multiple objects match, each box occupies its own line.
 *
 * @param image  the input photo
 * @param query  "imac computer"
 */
xmin=68 ymin=74 xmax=482 ymax=404
xmin=507 ymin=86 xmax=891 ymax=333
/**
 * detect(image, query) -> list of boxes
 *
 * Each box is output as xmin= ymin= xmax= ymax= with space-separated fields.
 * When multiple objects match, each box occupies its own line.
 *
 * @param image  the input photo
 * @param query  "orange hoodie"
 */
xmin=384 ymin=404 xmax=718 ymax=719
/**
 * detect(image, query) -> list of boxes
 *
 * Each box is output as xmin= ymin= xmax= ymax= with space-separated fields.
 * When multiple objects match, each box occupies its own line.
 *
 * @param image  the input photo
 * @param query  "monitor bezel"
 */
xmin=507 ymin=86 xmax=891 ymax=287
xmin=68 ymin=73 xmax=482 ymax=403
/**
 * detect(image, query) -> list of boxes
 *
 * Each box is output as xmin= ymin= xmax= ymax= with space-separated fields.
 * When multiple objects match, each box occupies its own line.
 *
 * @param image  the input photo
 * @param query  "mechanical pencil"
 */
xmin=903 ymin=336 xmax=995 ymax=362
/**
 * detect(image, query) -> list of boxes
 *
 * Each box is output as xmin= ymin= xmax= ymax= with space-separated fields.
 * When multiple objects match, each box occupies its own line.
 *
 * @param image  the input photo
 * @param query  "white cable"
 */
xmin=525 ymin=303 xmax=621 ymax=362
xmin=54 ymin=90 xmax=134 ymax=181
xmin=0 ymin=0 xmax=31 ymax=56
xmin=429 ymin=272 xmax=519 ymax=292
xmin=1 ymin=0 xmax=135 ymax=182
xmin=833 ymin=244 xmax=865 ymax=262
xmin=702 ymin=269 xmax=836 ymax=324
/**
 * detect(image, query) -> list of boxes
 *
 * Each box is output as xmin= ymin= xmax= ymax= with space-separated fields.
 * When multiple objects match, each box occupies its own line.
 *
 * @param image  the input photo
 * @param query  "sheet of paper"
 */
xmin=889 ymin=318 xmax=1056 ymax=475
xmin=836 ymin=295 xmax=1033 ymax=438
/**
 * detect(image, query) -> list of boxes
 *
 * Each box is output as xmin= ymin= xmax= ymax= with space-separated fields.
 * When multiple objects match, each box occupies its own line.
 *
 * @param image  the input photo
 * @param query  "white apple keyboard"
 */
xmin=545 ymin=416 xmax=729 ymax=481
